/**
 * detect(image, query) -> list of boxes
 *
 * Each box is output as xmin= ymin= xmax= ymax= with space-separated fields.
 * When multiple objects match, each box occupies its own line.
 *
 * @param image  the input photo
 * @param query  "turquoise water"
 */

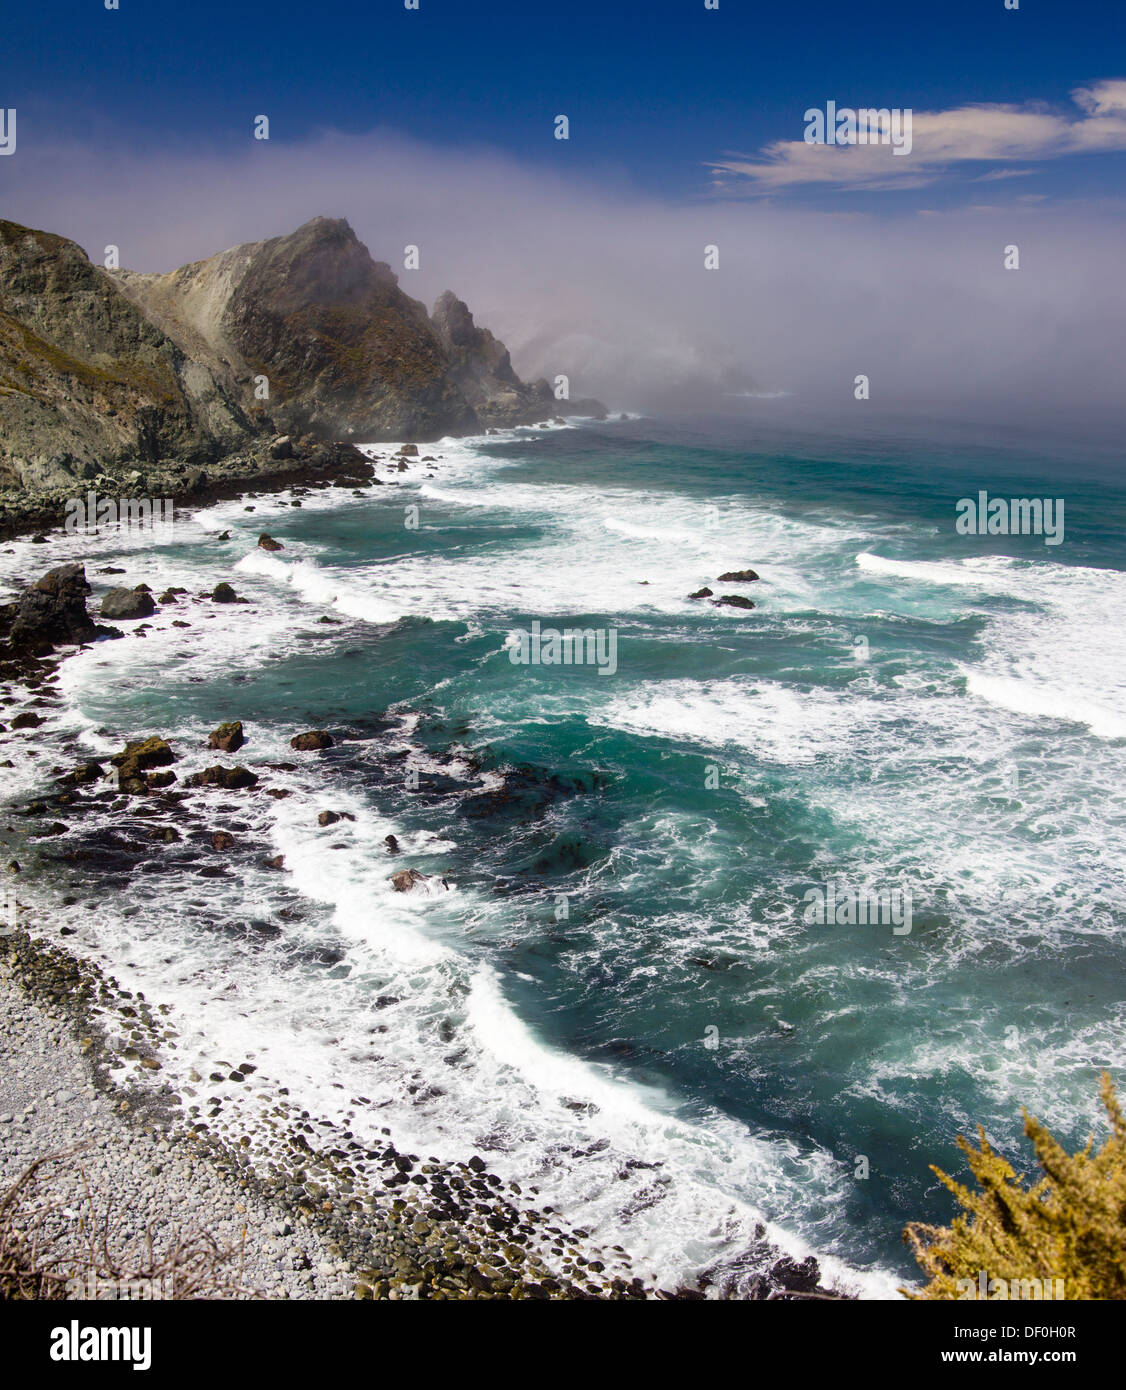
xmin=5 ymin=406 xmax=1125 ymax=1294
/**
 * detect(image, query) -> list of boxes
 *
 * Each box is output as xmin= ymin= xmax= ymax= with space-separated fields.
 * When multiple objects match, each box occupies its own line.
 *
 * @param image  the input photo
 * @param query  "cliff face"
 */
xmin=0 ymin=221 xmax=252 ymax=491
xmin=0 ymin=215 xmax=600 ymax=492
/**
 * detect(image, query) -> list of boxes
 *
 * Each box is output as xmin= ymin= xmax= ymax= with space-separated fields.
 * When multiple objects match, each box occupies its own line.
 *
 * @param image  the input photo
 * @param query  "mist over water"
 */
xmin=2 ymin=407 xmax=1123 ymax=1294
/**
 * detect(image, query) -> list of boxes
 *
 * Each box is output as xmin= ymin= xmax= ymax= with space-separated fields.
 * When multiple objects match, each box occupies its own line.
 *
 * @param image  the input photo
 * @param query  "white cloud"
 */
xmin=709 ymin=82 xmax=1126 ymax=191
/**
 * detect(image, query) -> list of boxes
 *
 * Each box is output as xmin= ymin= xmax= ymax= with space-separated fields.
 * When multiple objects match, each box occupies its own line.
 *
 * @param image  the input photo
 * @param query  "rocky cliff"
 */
xmin=0 ymin=215 xmax=603 ymax=495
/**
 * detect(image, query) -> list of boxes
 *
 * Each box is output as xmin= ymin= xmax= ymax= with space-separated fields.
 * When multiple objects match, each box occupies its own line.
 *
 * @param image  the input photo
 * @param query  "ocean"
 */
xmin=3 ymin=403 xmax=1124 ymax=1298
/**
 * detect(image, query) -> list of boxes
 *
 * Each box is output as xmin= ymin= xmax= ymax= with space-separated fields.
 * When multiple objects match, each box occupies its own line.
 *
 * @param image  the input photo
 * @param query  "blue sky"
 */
xmin=4 ymin=0 xmax=1126 ymax=208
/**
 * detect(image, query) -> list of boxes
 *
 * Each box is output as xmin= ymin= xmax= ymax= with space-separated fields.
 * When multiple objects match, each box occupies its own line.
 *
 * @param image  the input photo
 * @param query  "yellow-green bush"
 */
xmin=903 ymin=1072 xmax=1126 ymax=1300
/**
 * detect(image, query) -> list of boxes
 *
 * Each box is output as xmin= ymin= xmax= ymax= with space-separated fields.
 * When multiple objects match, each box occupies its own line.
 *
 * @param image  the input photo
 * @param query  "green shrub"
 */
xmin=903 ymin=1072 xmax=1126 ymax=1299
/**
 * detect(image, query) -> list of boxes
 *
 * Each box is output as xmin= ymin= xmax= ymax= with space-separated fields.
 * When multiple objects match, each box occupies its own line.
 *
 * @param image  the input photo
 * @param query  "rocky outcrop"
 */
xmin=290 ymin=730 xmax=333 ymax=751
xmin=7 ymin=563 xmax=101 ymax=648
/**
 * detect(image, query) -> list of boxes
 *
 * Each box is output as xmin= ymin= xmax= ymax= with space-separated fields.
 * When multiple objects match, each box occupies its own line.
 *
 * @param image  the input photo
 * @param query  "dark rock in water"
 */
xmin=264 ymin=854 xmax=286 ymax=870
xmin=688 ymin=587 xmax=712 ymax=599
xmin=210 ymin=831 xmax=235 ymax=850
xmin=290 ymin=730 xmax=334 ymax=751
xmin=98 ymin=566 xmax=127 ymax=575
xmin=266 ymin=788 xmax=291 ymax=799
xmin=390 ymin=868 xmax=430 ymax=893
xmin=10 ymin=564 xmax=99 ymax=649
xmin=10 ymin=711 xmax=44 ymax=729
xmin=318 ymin=810 xmax=341 ymax=826
xmin=258 ymin=532 xmax=284 ymax=552
xmin=187 ymin=765 xmax=259 ymax=790
xmin=110 ymin=737 xmax=174 ymax=792
xmin=146 ymin=770 xmax=176 ymax=790
xmin=58 ymin=760 xmax=104 ymax=786
xmin=717 ymin=569 xmax=760 ymax=583
xmin=398 ymin=444 xmax=419 ymax=457
xmin=769 ymin=1255 xmax=823 ymax=1295
xmin=211 ymin=582 xmax=240 ymax=603
xmin=216 ymin=531 xmax=230 ymax=541
xmin=711 ymin=594 xmax=755 ymax=610
xmin=208 ymin=720 xmax=245 ymax=753
xmin=384 ymin=834 xmax=400 ymax=855
xmin=158 ymin=590 xmax=179 ymax=605
xmin=101 ymin=586 xmax=157 ymax=620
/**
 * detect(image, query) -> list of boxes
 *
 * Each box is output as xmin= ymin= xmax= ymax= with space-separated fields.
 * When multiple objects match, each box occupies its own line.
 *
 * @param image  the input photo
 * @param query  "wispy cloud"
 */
xmin=708 ymin=80 xmax=1126 ymax=192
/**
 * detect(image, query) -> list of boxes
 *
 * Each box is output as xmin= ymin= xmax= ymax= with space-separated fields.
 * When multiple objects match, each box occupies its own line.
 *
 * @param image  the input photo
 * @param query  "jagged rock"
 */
xmin=711 ymin=595 xmax=755 ymax=610
xmin=717 ymin=569 xmax=760 ymax=583
xmin=146 ymin=770 xmax=176 ymax=790
xmin=9 ymin=564 xmax=99 ymax=648
xmin=211 ymin=582 xmax=239 ymax=603
xmin=10 ymin=711 xmax=44 ymax=729
xmin=269 ymin=435 xmax=293 ymax=460
xmin=258 ymin=533 xmax=284 ymax=552
xmin=101 ymin=586 xmax=157 ymax=620
xmin=290 ymin=730 xmax=333 ymax=751
xmin=688 ymin=587 xmax=713 ymax=599
xmin=385 ymin=834 xmax=400 ymax=855
xmin=186 ymin=765 xmax=258 ymax=790
xmin=207 ymin=720 xmax=245 ymax=753
xmin=210 ymin=831 xmax=235 ymax=850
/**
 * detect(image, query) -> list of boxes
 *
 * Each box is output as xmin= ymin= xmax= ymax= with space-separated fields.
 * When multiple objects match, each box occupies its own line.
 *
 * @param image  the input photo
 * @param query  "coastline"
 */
xmin=0 ymin=423 xmax=855 ymax=1302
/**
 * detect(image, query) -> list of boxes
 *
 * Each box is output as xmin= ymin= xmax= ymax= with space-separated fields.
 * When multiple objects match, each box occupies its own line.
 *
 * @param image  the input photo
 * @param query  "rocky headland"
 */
xmin=0 ymin=214 xmax=606 ymax=537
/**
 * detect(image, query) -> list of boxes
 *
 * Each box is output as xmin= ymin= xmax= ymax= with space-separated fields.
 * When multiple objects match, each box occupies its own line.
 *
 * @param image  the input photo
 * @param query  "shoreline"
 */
xmin=0 ymin=426 xmax=855 ymax=1302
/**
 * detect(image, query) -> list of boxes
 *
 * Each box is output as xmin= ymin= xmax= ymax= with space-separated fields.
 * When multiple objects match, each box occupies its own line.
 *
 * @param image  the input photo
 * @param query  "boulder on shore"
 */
xmin=101 ymin=587 xmax=157 ymax=620
xmin=208 ymin=721 xmax=245 ymax=753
